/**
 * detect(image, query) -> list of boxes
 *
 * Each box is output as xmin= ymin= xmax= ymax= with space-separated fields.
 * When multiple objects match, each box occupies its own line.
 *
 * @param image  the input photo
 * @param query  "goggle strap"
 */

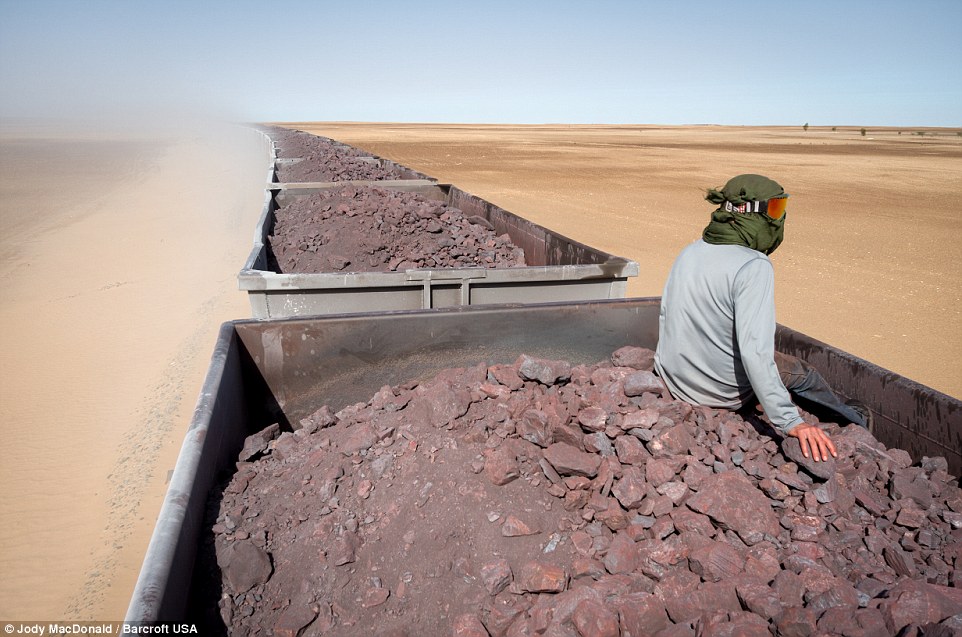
xmin=724 ymin=200 xmax=761 ymax=214
xmin=723 ymin=197 xmax=787 ymax=216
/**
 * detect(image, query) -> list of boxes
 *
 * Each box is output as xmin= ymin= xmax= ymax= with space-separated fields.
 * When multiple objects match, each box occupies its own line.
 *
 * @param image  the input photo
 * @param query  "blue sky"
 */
xmin=1 ymin=0 xmax=959 ymax=126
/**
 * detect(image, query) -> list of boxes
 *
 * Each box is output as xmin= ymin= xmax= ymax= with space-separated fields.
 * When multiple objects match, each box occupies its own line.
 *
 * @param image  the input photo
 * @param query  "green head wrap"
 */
xmin=701 ymin=174 xmax=787 ymax=255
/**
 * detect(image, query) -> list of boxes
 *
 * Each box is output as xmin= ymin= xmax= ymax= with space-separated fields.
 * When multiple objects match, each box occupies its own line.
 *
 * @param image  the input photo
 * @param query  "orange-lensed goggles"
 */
xmin=723 ymin=194 xmax=789 ymax=220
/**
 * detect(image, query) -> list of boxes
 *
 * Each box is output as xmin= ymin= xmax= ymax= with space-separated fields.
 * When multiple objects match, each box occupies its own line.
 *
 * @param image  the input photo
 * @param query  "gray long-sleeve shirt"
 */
xmin=654 ymin=239 xmax=804 ymax=433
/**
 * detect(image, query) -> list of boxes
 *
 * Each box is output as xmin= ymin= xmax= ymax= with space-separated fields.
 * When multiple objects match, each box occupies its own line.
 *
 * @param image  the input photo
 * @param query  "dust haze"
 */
xmin=0 ymin=99 xmax=272 ymax=617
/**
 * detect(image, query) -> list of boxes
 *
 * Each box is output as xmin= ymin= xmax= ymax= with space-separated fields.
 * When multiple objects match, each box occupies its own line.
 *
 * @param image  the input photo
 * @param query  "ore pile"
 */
xmin=266 ymin=127 xmax=355 ymax=160
xmin=265 ymin=127 xmax=404 ymax=182
xmin=268 ymin=184 xmax=526 ymax=274
xmin=207 ymin=347 xmax=962 ymax=637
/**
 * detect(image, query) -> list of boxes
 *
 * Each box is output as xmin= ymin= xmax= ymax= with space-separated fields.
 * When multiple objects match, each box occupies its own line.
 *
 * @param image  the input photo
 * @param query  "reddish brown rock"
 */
xmin=645 ymin=457 xmax=679 ymax=488
xmin=851 ymin=476 xmax=889 ymax=516
xmin=614 ymin=434 xmax=650 ymax=465
xmin=550 ymin=421 xmax=586 ymax=449
xmin=334 ymin=422 xmax=378 ymax=456
xmin=221 ymin=540 xmax=272 ymax=593
xmin=415 ymin=382 xmax=473 ymax=426
xmin=362 ymin=586 xmax=391 ymax=608
xmin=879 ymin=579 xmax=962 ymax=634
xmin=782 ymin=435 xmax=838 ymax=480
xmin=564 ymin=476 xmax=592 ymax=491
xmin=815 ymin=607 xmax=864 ymax=637
xmin=896 ymin=504 xmax=928 ymax=528
xmin=518 ymin=561 xmax=568 ymax=593
xmin=806 ymin=579 xmax=860 ymax=614
xmin=329 ymin=530 xmax=358 ymax=566
xmin=611 ymin=466 xmax=648 ymax=510
xmin=621 ymin=408 xmax=659 ymax=430
xmin=577 ymin=406 xmax=609 ymax=432
xmin=884 ymin=544 xmax=919 ymax=578
xmin=516 ymin=588 xmax=584 ymax=636
xmin=485 ymin=446 xmax=521 ymax=486
xmin=595 ymin=507 xmax=629 ymax=533
xmin=653 ymin=569 xmax=701 ymax=604
xmin=655 ymin=399 xmax=693 ymax=424
xmin=489 ymin=364 xmax=524 ymax=391
xmin=478 ymin=381 xmax=509 ymax=398
xmin=773 ymin=466 xmax=811 ymax=492
xmin=688 ymin=540 xmax=745 ymax=582
xmin=479 ymin=599 xmax=525 ymax=637
xmin=734 ymin=577 xmax=784 ymax=620
xmin=656 ymin=480 xmax=688 ymax=505
xmin=571 ymin=531 xmax=594 ymax=556
xmin=610 ymin=346 xmax=655 ymax=371
xmin=664 ymin=581 xmax=740 ymax=624
xmin=564 ymin=489 xmax=591 ymax=512
xmin=812 ymin=473 xmax=840 ymax=503
xmin=480 ymin=559 xmax=513 ymax=596
xmin=686 ymin=471 xmax=781 ymax=545
xmin=356 ymin=478 xmax=373 ymax=499
xmin=794 ymin=564 xmax=837 ymax=600
xmin=615 ymin=592 xmax=670 ymax=636
xmin=774 ymin=606 xmax=818 ymax=637
xmin=273 ymin=604 xmax=318 ymax=637
xmin=570 ymin=557 xmax=605 ymax=580
xmin=647 ymin=423 xmax=693 ymax=458
xmin=891 ymin=468 xmax=936 ymax=508
xmin=501 ymin=515 xmax=539 ymax=537
xmin=623 ymin=370 xmax=664 ymax=397
xmin=680 ymin=461 xmax=713 ymax=490
xmin=760 ymin=476 xmax=792 ymax=501
xmin=603 ymin=532 xmax=638 ymax=575
xmin=518 ymin=355 xmax=571 ymax=385
xmin=744 ymin=548 xmax=782 ymax=585
xmin=782 ymin=512 xmax=826 ymax=542
xmin=572 ymin=598 xmax=620 ymax=637
xmin=705 ymin=612 xmax=770 ymax=637
xmin=543 ymin=442 xmax=602 ymax=477
xmin=452 ymin=613 xmax=490 ymax=637
xmin=583 ymin=431 xmax=614 ymax=456
xmin=538 ymin=457 xmax=563 ymax=484
xmin=669 ymin=509 xmax=715 ymax=536
xmin=271 ymin=130 xmax=403 ymax=182
xmin=772 ymin=571 xmax=806 ymax=608
xmin=518 ymin=409 xmax=550 ymax=447
xmin=239 ymin=423 xmax=281 ymax=461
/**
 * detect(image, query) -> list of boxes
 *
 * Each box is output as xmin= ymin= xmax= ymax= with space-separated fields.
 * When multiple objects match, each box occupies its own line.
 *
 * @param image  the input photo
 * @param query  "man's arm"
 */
xmin=731 ymin=258 xmax=836 ymax=460
xmin=731 ymin=258 xmax=802 ymax=427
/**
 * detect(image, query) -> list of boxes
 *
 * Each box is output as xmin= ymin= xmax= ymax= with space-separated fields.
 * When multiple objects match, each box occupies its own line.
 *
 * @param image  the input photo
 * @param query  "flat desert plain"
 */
xmin=0 ymin=120 xmax=270 ymax=618
xmin=0 ymin=121 xmax=959 ymax=620
xmin=285 ymin=123 xmax=962 ymax=402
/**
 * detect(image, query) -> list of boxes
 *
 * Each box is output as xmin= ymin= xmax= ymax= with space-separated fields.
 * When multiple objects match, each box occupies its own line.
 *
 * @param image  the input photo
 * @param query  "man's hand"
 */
xmin=787 ymin=423 xmax=837 ymax=462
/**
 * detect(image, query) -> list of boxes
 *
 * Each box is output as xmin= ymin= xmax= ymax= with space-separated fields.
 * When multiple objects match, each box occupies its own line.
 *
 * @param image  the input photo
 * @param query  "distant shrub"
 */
xmin=860 ymin=128 xmax=866 ymax=136
xmin=832 ymin=127 xmax=837 ymax=132
xmin=803 ymin=122 xmax=809 ymax=131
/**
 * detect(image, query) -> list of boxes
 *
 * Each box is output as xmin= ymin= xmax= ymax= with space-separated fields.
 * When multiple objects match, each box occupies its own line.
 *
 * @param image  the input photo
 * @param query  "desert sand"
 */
xmin=0 ymin=120 xmax=271 ymax=618
xmin=0 ymin=121 xmax=958 ymax=620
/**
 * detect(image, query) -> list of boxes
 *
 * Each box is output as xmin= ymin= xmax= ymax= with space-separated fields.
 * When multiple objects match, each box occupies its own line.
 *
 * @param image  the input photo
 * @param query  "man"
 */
xmin=654 ymin=174 xmax=869 ymax=463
